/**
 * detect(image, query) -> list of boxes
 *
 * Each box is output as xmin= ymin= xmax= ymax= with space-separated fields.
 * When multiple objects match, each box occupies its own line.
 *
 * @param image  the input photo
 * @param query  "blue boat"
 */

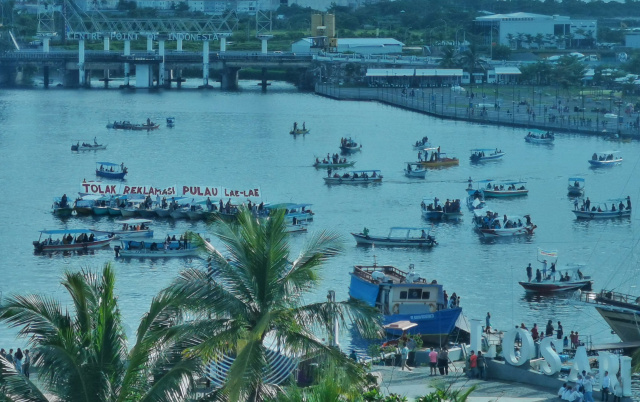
xmin=96 ymin=162 xmax=128 ymax=180
xmin=349 ymin=264 xmax=462 ymax=342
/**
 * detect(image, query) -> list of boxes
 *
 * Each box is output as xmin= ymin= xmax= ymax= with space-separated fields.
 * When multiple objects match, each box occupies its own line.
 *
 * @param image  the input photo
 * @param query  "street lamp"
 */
xmin=455 ymin=28 xmax=465 ymax=47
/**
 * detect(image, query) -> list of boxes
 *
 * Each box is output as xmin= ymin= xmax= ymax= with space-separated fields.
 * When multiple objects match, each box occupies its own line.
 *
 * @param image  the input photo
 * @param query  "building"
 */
xmin=336 ymin=38 xmax=404 ymax=55
xmin=365 ymin=68 xmax=462 ymax=87
xmin=625 ymin=33 xmax=640 ymax=49
xmin=487 ymin=66 xmax=522 ymax=84
xmin=475 ymin=12 xmax=597 ymax=50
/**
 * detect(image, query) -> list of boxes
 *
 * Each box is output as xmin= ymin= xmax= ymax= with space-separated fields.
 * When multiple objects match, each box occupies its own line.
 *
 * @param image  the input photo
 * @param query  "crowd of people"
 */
xmin=315 ymin=153 xmax=349 ymax=165
xmin=475 ymin=211 xmax=533 ymax=230
xmin=420 ymin=198 xmax=462 ymax=214
xmin=558 ymin=370 xmax=624 ymax=402
xmin=592 ymin=153 xmax=619 ymax=161
xmin=414 ymin=136 xmax=429 ymax=148
xmin=0 ymin=348 xmax=31 ymax=378
xmin=575 ymin=196 xmax=631 ymax=213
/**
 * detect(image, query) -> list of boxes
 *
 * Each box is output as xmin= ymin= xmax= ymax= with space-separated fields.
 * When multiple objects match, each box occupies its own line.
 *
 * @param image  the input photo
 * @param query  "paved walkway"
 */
xmin=374 ymin=363 xmax=559 ymax=401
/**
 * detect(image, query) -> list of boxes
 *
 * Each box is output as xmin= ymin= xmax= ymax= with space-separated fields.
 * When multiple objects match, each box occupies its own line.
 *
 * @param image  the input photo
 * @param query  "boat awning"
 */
xmin=596 ymin=150 xmax=620 ymax=154
xmin=529 ymin=129 xmax=549 ymax=134
xmin=383 ymin=321 xmax=418 ymax=331
xmin=568 ymin=177 xmax=585 ymax=182
xmin=474 ymin=179 xmax=495 ymax=184
xmin=266 ymin=203 xmax=312 ymax=210
xmin=115 ymin=219 xmax=153 ymax=225
xmin=40 ymin=229 xmax=95 ymax=235
xmin=351 ymin=170 xmax=381 ymax=173
xmin=96 ymin=162 xmax=121 ymax=166
xmin=390 ymin=227 xmax=433 ymax=231
xmin=470 ymin=148 xmax=498 ymax=152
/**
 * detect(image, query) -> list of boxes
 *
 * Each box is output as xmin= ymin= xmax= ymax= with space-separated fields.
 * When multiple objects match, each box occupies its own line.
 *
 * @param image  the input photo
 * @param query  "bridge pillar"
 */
xmin=102 ymin=35 xmax=110 ymax=88
xmin=220 ymin=37 xmax=227 ymax=52
xmin=261 ymin=39 xmax=268 ymax=54
xmin=220 ymin=67 xmax=240 ymax=90
xmin=135 ymin=65 xmax=153 ymax=88
xmin=123 ymin=40 xmax=131 ymax=88
xmin=260 ymin=67 xmax=269 ymax=92
xmin=43 ymin=38 xmax=50 ymax=53
xmin=177 ymin=38 xmax=183 ymax=51
xmin=199 ymin=41 xmax=212 ymax=89
xmin=158 ymin=40 xmax=165 ymax=87
xmin=78 ymin=39 xmax=86 ymax=87
xmin=43 ymin=66 xmax=49 ymax=89
xmin=147 ymin=35 xmax=154 ymax=52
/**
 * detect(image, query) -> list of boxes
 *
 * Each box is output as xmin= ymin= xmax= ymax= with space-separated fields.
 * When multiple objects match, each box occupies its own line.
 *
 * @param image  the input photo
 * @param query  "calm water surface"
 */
xmin=0 ymin=81 xmax=639 ymax=350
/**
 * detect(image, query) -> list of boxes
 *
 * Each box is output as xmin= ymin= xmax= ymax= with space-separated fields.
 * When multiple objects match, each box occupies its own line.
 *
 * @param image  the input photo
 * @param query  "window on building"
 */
xmin=408 ymin=289 xmax=422 ymax=300
xmin=421 ymin=291 xmax=431 ymax=300
xmin=400 ymin=291 xmax=408 ymax=300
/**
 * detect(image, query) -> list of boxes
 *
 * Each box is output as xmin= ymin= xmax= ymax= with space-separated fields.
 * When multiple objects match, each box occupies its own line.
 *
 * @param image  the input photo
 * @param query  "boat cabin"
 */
xmin=97 ymin=162 xmax=126 ymax=174
xmin=351 ymin=265 xmax=445 ymax=315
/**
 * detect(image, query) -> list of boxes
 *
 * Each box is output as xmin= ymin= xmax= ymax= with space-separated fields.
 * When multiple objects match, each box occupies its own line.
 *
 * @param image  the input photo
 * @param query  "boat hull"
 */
xmin=107 ymin=207 xmax=122 ymax=216
xmin=422 ymin=211 xmax=444 ymax=220
xmin=92 ymin=229 xmax=153 ymax=239
xmin=381 ymin=308 xmax=462 ymax=337
xmin=170 ymin=210 xmax=189 ymax=219
xmin=483 ymin=190 xmax=528 ymax=198
xmin=595 ymin=306 xmax=640 ymax=342
xmin=120 ymin=209 xmax=139 ymax=218
xmin=117 ymin=248 xmax=198 ymax=258
xmin=419 ymin=159 xmax=459 ymax=168
xmin=572 ymin=210 xmax=631 ymax=219
xmin=72 ymin=145 xmax=107 ymax=151
xmin=34 ymin=238 xmax=112 ymax=252
xmin=404 ymin=169 xmax=426 ymax=178
xmin=479 ymin=225 xmax=536 ymax=237
xmin=351 ymin=233 xmax=436 ymax=247
xmin=53 ymin=207 xmax=74 ymax=216
xmin=290 ymin=129 xmax=310 ymax=135
xmin=588 ymin=159 xmax=622 ymax=167
xmin=519 ymin=280 xmax=592 ymax=293
xmin=96 ymin=170 xmax=127 ymax=179
xmin=525 ymin=137 xmax=554 ymax=144
xmin=339 ymin=146 xmax=361 ymax=153
xmin=155 ymin=209 xmax=171 ymax=217
xmin=324 ymin=177 xmax=382 ymax=184
xmin=186 ymin=211 xmax=205 ymax=220
xmin=470 ymin=153 xmax=505 ymax=162
xmin=137 ymin=210 xmax=157 ymax=219
xmin=313 ymin=162 xmax=356 ymax=169
xmin=567 ymin=187 xmax=584 ymax=196
xmin=92 ymin=206 xmax=110 ymax=215
xmin=74 ymin=207 xmax=93 ymax=216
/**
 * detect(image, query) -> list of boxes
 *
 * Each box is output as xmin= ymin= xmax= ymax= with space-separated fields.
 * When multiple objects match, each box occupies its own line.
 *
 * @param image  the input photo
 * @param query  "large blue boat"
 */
xmin=349 ymin=264 xmax=462 ymax=343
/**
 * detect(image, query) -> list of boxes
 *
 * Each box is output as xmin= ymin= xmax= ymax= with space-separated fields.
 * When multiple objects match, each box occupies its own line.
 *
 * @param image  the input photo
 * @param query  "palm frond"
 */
xmin=0 ymin=356 xmax=49 ymax=402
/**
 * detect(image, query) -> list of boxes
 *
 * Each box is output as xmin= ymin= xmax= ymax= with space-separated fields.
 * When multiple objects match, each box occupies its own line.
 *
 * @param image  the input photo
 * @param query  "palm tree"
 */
xmin=0 ymin=264 xmax=201 ymax=402
xmin=439 ymin=45 xmax=459 ymax=68
xmin=163 ymin=208 xmax=382 ymax=401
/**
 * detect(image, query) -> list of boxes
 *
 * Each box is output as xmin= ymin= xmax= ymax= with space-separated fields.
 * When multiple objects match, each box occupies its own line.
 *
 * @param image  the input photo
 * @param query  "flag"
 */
xmin=538 ymin=248 xmax=558 ymax=258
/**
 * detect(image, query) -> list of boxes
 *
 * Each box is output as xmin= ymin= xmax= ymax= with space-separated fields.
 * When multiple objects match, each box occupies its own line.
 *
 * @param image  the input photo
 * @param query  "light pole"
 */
xmin=489 ymin=25 xmax=499 ymax=60
xmin=455 ymin=28 xmax=465 ymax=47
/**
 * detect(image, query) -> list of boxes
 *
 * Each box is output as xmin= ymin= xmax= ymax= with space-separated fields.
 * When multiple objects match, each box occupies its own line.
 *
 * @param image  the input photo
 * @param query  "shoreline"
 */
xmin=315 ymin=84 xmax=640 ymax=139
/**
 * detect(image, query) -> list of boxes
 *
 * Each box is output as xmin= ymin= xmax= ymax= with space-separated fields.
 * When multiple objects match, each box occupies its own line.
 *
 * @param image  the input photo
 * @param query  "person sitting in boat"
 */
xmin=535 ymin=269 xmax=542 ymax=282
xmin=89 ymin=233 xmax=94 ymax=242
xmin=574 ymin=181 xmax=580 ymax=188
xmin=525 ymin=215 xmax=532 ymax=226
xmin=421 ymin=230 xmax=427 ymax=239
xmin=577 ymin=269 xmax=583 ymax=279
xmin=363 ymin=227 xmax=369 ymax=238
xmin=407 ymin=164 xmax=412 ymax=172
xmin=334 ymin=173 xmax=340 ymax=178
xmin=627 ymin=196 xmax=632 ymax=210
xmin=372 ymin=171 xmax=377 ymax=178
xmin=612 ymin=204 xmax=616 ymax=212
xmin=619 ymin=201 xmax=625 ymax=211
xmin=597 ymin=206 xmax=603 ymax=212
xmin=564 ymin=273 xmax=570 ymax=281
xmin=353 ymin=173 xmax=359 ymax=178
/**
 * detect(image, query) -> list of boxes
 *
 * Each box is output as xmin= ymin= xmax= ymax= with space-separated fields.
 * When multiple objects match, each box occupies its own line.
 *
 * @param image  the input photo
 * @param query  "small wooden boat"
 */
xmin=469 ymin=148 xmax=505 ymax=162
xmin=290 ymin=128 xmax=310 ymax=135
xmin=351 ymin=227 xmax=437 ymax=247
xmin=339 ymin=137 xmax=362 ymax=153
xmin=419 ymin=147 xmax=459 ymax=168
xmin=473 ymin=209 xmax=536 ymax=237
xmin=91 ymin=219 xmax=153 ymax=239
xmin=166 ymin=117 xmax=175 ymax=127
xmin=572 ymin=199 xmax=631 ymax=219
xmin=323 ymin=170 xmax=382 ymax=184
xmin=519 ymin=252 xmax=592 ymax=293
xmin=313 ymin=159 xmax=356 ymax=169
xmin=52 ymin=196 xmax=74 ymax=216
xmin=96 ymin=162 xmax=128 ymax=180
xmin=524 ymin=130 xmax=555 ymax=144
xmin=114 ymin=237 xmax=200 ymax=258
xmin=466 ymin=190 xmax=486 ymax=211
xmin=259 ymin=203 xmax=314 ymax=224
xmin=33 ymin=229 xmax=113 ymax=252
xmin=567 ymin=177 xmax=585 ymax=196
xmin=107 ymin=120 xmax=160 ymax=131
xmin=481 ymin=181 xmax=528 ymax=198
xmin=404 ymin=162 xmax=426 ymax=178
xmin=421 ymin=198 xmax=462 ymax=220
xmin=71 ymin=141 xmax=107 ymax=151
xmin=588 ymin=151 xmax=622 ymax=167
xmin=412 ymin=137 xmax=430 ymax=150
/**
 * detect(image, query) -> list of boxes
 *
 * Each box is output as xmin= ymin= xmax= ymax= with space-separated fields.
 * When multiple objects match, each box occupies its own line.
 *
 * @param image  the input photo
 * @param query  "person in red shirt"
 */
xmin=469 ymin=350 xmax=478 ymax=378
xmin=531 ymin=323 xmax=539 ymax=341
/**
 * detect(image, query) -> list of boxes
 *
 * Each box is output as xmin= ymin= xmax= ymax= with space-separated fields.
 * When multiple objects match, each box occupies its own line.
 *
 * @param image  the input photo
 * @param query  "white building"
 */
xmin=625 ymin=33 xmax=640 ymax=49
xmin=475 ymin=12 xmax=597 ymax=50
xmin=336 ymin=38 xmax=404 ymax=55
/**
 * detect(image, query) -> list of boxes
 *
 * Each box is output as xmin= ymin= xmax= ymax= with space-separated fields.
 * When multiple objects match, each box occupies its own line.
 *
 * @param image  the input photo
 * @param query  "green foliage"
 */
xmin=409 ymin=334 xmax=424 ymax=349
xmin=163 ymin=208 xmax=383 ymax=401
xmin=362 ymin=389 xmax=408 ymax=402
xmin=0 ymin=264 xmax=201 ymax=402
xmin=492 ymin=44 xmax=511 ymax=61
xmin=416 ymin=383 xmax=476 ymax=402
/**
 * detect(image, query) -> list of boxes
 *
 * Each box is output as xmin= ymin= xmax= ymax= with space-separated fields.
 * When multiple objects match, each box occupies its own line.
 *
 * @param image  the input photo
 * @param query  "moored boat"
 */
xmin=567 ymin=177 xmax=585 ymax=196
xmin=588 ymin=151 xmax=622 ymax=167
xmin=52 ymin=196 xmax=73 ymax=216
xmin=469 ymin=148 xmax=505 ymax=162
xmin=572 ymin=198 xmax=631 ymax=219
xmin=585 ymin=290 xmax=640 ymax=342
xmin=524 ymin=129 xmax=555 ymax=144
xmin=259 ymin=203 xmax=314 ymax=224
xmin=96 ymin=162 xmax=128 ymax=180
xmin=404 ymin=162 xmax=426 ymax=178
xmin=91 ymin=219 xmax=153 ymax=239
xmin=33 ymin=229 xmax=113 ymax=252
xmin=419 ymin=147 xmax=459 ymax=168
xmin=339 ymin=137 xmax=361 ymax=153
xmin=323 ymin=170 xmax=382 ymax=184
xmin=472 ymin=209 xmax=536 ymax=237
xmin=348 ymin=263 xmax=462 ymax=341
xmin=351 ymin=227 xmax=437 ymax=247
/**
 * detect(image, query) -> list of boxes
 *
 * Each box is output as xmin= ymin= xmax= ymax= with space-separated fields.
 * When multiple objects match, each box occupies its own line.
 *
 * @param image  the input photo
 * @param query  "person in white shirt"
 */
xmin=583 ymin=374 xmax=594 ymax=402
xmin=563 ymin=386 xmax=574 ymax=401
xmin=569 ymin=387 xmax=584 ymax=402
xmin=559 ymin=383 xmax=569 ymax=398
xmin=601 ymin=371 xmax=611 ymax=402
